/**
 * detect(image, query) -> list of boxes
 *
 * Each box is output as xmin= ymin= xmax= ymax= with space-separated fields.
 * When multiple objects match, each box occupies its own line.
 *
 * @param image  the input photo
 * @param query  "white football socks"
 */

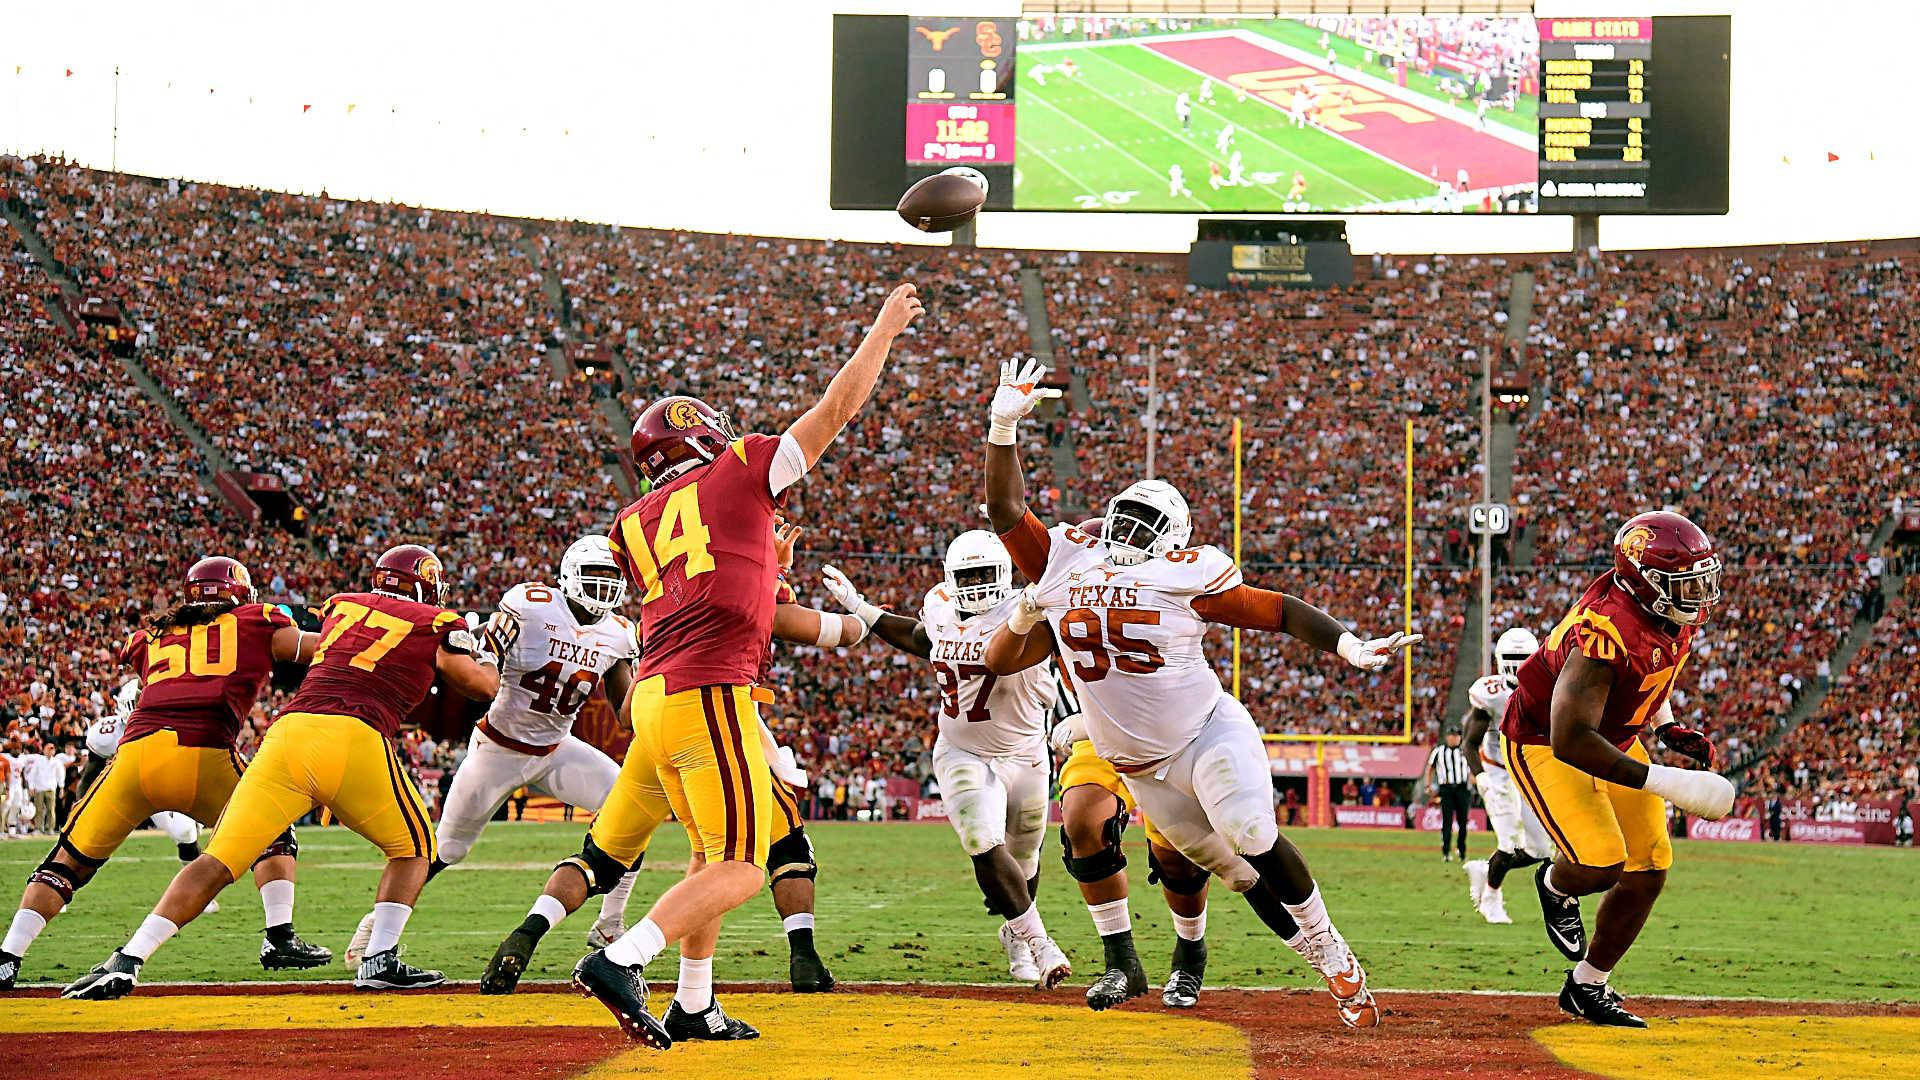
xmin=3 ymin=909 xmax=47 ymax=956
xmin=782 ymin=913 xmax=815 ymax=935
xmin=124 ymin=914 xmax=179 ymax=962
xmin=1087 ymin=899 xmax=1131 ymax=937
xmin=530 ymin=894 xmax=569 ymax=930
xmin=675 ymin=955 xmax=714 ymax=1012
xmin=603 ymin=917 xmax=666 ymax=968
xmin=365 ymin=902 xmax=411 ymax=956
xmin=1173 ymin=906 xmax=1208 ymax=942
xmin=1282 ymin=884 xmax=1333 ymax=939
xmin=259 ymin=879 xmax=295 ymax=928
xmin=597 ymin=871 xmax=636 ymax=924
xmin=1572 ymin=959 xmax=1611 ymax=986
xmin=1005 ymin=903 xmax=1048 ymax=946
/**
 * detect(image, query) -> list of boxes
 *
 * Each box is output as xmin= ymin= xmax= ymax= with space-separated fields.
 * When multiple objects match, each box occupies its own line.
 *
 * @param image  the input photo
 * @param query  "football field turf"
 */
xmin=5 ymin=822 xmax=1916 ymax=1002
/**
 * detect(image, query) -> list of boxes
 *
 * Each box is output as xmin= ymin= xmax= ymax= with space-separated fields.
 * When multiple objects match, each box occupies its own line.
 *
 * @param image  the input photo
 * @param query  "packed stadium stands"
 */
xmin=2 ymin=155 xmax=1913 ymax=830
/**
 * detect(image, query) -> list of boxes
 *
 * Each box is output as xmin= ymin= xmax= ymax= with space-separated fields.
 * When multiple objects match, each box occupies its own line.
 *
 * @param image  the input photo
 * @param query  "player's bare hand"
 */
xmin=773 ymin=515 xmax=802 ymax=573
xmin=873 ymin=282 xmax=924 ymax=337
xmin=1339 ymin=631 xmax=1423 ymax=672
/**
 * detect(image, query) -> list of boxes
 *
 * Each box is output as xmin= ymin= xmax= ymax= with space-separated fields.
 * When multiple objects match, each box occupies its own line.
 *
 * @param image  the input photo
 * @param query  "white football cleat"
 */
xmin=343 ymin=910 xmax=376 ymax=967
xmin=999 ymin=922 xmax=1040 ymax=984
xmin=1464 ymin=859 xmax=1489 ymax=907
xmin=1028 ymin=935 xmax=1071 ymax=991
xmin=1478 ymin=887 xmax=1513 ymax=925
xmin=587 ymin=919 xmax=625 ymax=950
xmin=201 ymin=897 xmax=221 ymax=916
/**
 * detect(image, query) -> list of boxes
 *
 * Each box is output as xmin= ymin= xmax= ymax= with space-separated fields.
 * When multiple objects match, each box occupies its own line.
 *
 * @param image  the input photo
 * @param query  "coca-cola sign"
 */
xmin=1687 ymin=817 xmax=1761 ymax=842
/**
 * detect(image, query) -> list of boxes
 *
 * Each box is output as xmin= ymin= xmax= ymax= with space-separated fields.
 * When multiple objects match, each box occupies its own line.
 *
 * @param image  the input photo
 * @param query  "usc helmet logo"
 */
xmin=1618 ymin=525 xmax=1655 ymax=565
xmin=663 ymin=399 xmax=706 ymax=431
xmin=417 ymin=554 xmax=444 ymax=584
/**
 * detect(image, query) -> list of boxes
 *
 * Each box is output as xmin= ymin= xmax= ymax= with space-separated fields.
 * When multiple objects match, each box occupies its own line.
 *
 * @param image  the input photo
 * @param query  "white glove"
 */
xmin=1049 ymin=713 xmax=1087 ymax=755
xmin=1006 ymin=585 xmax=1045 ymax=634
xmin=446 ymin=628 xmax=497 ymax=667
xmin=821 ymin=564 xmax=884 ymax=627
xmin=988 ymin=356 xmax=1063 ymax=445
xmin=1337 ymin=631 xmax=1424 ymax=672
xmin=758 ymin=720 xmax=810 ymax=788
xmin=1642 ymin=763 xmax=1735 ymax=820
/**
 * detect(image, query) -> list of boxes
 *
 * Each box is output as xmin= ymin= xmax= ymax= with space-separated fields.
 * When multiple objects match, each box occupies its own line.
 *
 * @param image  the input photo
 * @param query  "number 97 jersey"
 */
xmin=1031 ymin=523 xmax=1242 ymax=768
xmin=921 ymin=586 xmax=1056 ymax=756
xmin=482 ymin=583 xmax=639 ymax=749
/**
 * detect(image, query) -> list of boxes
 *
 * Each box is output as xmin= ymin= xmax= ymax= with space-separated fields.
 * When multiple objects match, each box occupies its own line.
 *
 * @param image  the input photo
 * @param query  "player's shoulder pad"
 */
xmin=609 ymin=613 xmax=639 ymax=656
xmin=255 ymin=603 xmax=295 ymax=629
xmin=1152 ymin=544 xmax=1241 ymax=596
xmin=921 ymin=584 xmax=956 ymax=625
xmin=1467 ymin=674 xmax=1501 ymax=712
xmin=429 ymin=609 xmax=464 ymax=634
xmin=498 ymin=582 xmax=553 ymax=617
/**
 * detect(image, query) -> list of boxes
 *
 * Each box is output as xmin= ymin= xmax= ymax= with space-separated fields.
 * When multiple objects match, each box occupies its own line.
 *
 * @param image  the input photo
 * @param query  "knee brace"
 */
xmin=1147 ymin=847 xmax=1210 ymax=896
xmin=1060 ymin=808 xmax=1129 ymax=884
xmin=768 ymin=827 xmax=818 ymax=886
xmin=556 ymin=834 xmax=631 ymax=897
xmin=30 ymin=843 xmax=101 ymax=903
xmin=252 ymin=826 xmax=298 ymax=867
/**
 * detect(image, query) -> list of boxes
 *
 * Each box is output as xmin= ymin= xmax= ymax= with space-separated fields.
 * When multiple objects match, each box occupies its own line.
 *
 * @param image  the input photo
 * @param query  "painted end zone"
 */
xmin=1147 ymin=36 xmax=1536 ymax=188
xmin=1536 ymin=1015 xmax=1920 ymax=1078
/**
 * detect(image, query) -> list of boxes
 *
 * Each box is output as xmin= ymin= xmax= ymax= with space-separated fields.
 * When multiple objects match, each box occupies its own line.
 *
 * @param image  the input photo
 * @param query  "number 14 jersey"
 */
xmin=921 ymin=585 xmax=1055 ymax=756
xmin=484 ymin=583 xmax=639 ymax=748
xmin=1032 ymin=523 xmax=1242 ymax=767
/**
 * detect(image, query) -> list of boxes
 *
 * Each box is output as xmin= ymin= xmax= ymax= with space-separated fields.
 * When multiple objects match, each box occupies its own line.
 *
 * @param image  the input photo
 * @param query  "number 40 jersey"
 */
xmin=483 ymin=583 xmax=639 ymax=749
xmin=921 ymin=585 xmax=1056 ymax=756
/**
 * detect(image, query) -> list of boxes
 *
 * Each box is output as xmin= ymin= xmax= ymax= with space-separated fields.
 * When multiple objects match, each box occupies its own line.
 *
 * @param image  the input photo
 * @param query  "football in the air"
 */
xmin=897 ymin=171 xmax=987 ymax=233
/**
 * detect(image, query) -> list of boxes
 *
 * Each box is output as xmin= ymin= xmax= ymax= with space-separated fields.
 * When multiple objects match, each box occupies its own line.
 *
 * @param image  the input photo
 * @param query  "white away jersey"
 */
xmin=84 ymin=678 xmax=144 ymax=758
xmin=1467 ymin=673 xmax=1518 ymax=768
xmin=484 ymin=582 xmax=639 ymax=747
xmin=922 ymin=585 xmax=1056 ymax=756
xmin=1031 ymin=522 xmax=1241 ymax=766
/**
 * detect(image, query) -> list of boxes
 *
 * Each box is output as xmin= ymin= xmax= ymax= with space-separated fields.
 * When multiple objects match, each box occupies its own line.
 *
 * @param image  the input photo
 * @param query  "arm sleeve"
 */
xmin=997 ymin=510 xmax=1052 ymax=581
xmin=1189 ymin=583 xmax=1287 ymax=630
xmin=767 ymin=432 xmax=809 ymax=497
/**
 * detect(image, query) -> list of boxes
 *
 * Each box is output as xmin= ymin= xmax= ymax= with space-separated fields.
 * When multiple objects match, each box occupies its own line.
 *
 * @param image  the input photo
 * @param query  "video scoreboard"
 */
xmin=905 ymin=15 xmax=1015 ymax=166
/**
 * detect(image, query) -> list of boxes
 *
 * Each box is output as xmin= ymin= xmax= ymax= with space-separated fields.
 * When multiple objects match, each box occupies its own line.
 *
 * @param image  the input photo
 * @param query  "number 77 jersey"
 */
xmin=1031 ymin=522 xmax=1242 ymax=768
xmin=922 ymin=586 xmax=1056 ymax=755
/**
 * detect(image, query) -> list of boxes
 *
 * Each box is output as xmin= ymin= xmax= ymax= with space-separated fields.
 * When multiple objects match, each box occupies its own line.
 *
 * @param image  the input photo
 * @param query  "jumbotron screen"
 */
xmin=830 ymin=13 xmax=1729 ymax=216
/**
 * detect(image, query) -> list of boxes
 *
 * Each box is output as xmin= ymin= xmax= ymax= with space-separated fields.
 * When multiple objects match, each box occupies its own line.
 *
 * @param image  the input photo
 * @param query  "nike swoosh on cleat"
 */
xmin=1547 ymin=924 xmax=1582 ymax=953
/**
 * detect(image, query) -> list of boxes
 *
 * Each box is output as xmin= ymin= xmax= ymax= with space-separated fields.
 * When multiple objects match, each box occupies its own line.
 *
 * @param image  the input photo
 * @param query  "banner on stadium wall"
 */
xmin=911 ymin=798 xmax=1136 ymax=827
xmin=1332 ymin=804 xmax=1488 ymax=831
xmin=1773 ymin=797 xmax=1902 ymax=845
xmin=1268 ymin=742 xmax=1429 ymax=778
xmin=1788 ymin=820 xmax=1871 ymax=845
xmin=1687 ymin=817 xmax=1762 ymax=842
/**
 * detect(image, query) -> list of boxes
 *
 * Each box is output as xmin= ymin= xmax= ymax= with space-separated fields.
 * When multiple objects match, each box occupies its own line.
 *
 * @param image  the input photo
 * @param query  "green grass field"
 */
xmin=8 ymin=824 xmax=1917 ymax=1002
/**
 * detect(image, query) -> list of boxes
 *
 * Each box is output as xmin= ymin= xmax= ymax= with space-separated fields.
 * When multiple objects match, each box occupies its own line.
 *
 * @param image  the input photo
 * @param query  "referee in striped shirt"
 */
xmin=1426 ymin=730 xmax=1473 ymax=862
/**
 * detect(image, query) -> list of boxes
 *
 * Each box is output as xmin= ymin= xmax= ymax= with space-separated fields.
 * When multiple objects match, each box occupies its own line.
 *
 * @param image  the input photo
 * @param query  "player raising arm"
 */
xmin=981 ymin=358 xmax=1415 ymax=1029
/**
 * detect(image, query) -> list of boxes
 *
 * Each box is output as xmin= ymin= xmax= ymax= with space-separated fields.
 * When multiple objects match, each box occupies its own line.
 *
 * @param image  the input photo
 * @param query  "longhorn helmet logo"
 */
xmin=916 ymin=26 xmax=961 ymax=50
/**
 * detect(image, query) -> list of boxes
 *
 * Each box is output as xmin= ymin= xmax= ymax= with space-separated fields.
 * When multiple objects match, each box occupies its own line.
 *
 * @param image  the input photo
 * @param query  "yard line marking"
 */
xmin=1022 ymin=91 xmax=1211 ymax=210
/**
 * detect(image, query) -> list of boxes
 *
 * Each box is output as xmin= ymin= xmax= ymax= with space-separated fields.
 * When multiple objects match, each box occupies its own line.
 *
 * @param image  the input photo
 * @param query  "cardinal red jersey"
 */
xmin=610 ymin=433 xmax=787 ymax=694
xmin=1502 ymin=573 xmax=1694 ymax=751
xmin=283 ymin=591 xmax=464 ymax=739
xmin=118 ymin=603 xmax=293 ymax=750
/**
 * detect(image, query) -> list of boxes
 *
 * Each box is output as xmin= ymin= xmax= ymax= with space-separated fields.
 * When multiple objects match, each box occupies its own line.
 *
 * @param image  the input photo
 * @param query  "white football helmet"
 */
xmin=1493 ymin=627 xmax=1539 ymax=676
xmin=944 ymin=530 xmax=1012 ymax=615
xmin=1102 ymin=479 xmax=1192 ymax=566
xmin=559 ymin=535 xmax=628 ymax=617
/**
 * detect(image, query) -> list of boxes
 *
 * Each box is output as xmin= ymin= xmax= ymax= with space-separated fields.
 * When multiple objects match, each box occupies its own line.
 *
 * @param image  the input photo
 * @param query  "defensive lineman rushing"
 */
xmin=980 ymin=358 xmax=1420 ymax=1028
xmin=1459 ymin=628 xmax=1555 ymax=925
xmin=342 ymin=535 xmax=643 ymax=965
xmin=820 ymin=532 xmax=1073 ymax=989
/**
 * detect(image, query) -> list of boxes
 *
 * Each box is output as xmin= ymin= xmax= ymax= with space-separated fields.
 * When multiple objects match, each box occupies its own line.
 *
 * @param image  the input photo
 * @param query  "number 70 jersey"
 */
xmin=483 ymin=583 xmax=639 ymax=748
xmin=921 ymin=586 xmax=1056 ymax=756
xmin=1031 ymin=523 xmax=1242 ymax=767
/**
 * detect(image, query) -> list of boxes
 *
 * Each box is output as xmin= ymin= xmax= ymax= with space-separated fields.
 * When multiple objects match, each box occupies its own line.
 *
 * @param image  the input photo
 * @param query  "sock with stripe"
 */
xmin=783 ymin=912 xmax=816 ymax=956
xmin=517 ymin=894 xmax=569 ymax=940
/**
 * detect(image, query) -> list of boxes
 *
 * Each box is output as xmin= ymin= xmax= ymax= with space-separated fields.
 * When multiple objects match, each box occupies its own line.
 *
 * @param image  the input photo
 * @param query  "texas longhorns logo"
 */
xmin=1618 ymin=525 xmax=1655 ymax=565
xmin=916 ymin=25 xmax=961 ymax=50
xmin=663 ymin=399 xmax=706 ymax=430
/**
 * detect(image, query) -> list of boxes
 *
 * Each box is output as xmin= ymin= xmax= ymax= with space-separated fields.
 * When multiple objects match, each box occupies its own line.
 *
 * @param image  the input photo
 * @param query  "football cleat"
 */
xmin=61 ymin=949 xmax=141 ymax=1000
xmin=1000 ymin=923 xmax=1041 ymax=984
xmin=201 ymin=897 xmax=221 ymax=915
xmin=343 ymin=910 xmax=376 ymax=967
xmin=574 ymin=949 xmax=670 ymax=1049
xmin=790 ymin=949 xmax=836 ymax=993
xmin=1029 ymin=935 xmax=1071 ymax=990
xmin=1299 ymin=930 xmax=1381 ymax=1028
xmin=1535 ymin=864 xmax=1587 ymax=961
xmin=663 ymin=999 xmax=761 ymax=1041
xmin=1162 ymin=970 xmax=1202 ymax=1009
xmin=1559 ymin=971 xmax=1647 ymax=1027
xmin=481 ymin=928 xmax=541 ymax=996
xmin=587 ymin=918 xmax=625 ymax=950
xmin=1477 ymin=888 xmax=1513 ymax=925
xmin=1464 ymin=859 xmax=1489 ymax=907
xmin=353 ymin=948 xmax=445 ymax=991
xmin=1085 ymin=957 xmax=1149 ymax=1011
xmin=260 ymin=930 xmax=333 ymax=970
xmin=0 ymin=949 xmax=21 ymax=990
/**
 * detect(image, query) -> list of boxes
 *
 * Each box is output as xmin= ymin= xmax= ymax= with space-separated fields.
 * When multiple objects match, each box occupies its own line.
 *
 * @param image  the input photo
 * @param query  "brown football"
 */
xmin=897 ymin=173 xmax=986 ymax=233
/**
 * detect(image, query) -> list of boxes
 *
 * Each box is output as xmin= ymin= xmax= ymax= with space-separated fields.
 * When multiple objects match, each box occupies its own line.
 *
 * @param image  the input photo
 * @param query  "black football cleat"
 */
xmin=260 ymin=929 xmax=333 ymax=970
xmin=1086 ymin=956 xmax=1150 ymax=1011
xmin=574 ymin=949 xmax=670 ymax=1049
xmin=1162 ymin=970 xmax=1202 ymax=1009
xmin=1535 ymin=863 xmax=1587 ymax=961
xmin=61 ymin=949 xmax=141 ymax=1000
xmin=1559 ymin=971 xmax=1647 ymax=1027
xmin=0 ymin=949 xmax=20 ymax=990
xmin=790 ymin=949 xmax=836 ymax=993
xmin=353 ymin=947 xmax=445 ymax=990
xmin=664 ymin=999 xmax=761 ymax=1041
xmin=481 ymin=928 xmax=541 ymax=996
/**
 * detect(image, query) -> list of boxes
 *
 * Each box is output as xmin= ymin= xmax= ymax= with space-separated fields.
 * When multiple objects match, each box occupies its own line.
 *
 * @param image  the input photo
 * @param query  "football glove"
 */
xmin=1005 ymin=585 xmax=1045 ymax=635
xmin=1049 ymin=713 xmax=1087 ymax=755
xmin=1655 ymin=721 xmax=1715 ymax=768
xmin=987 ymin=357 xmax=1063 ymax=445
xmin=821 ymin=565 xmax=884 ymax=627
xmin=1336 ymin=631 xmax=1424 ymax=672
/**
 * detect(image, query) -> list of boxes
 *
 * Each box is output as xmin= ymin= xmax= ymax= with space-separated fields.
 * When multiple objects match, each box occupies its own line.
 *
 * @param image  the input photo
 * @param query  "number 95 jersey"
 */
xmin=1031 ymin=523 xmax=1242 ymax=767
xmin=482 ymin=583 xmax=640 ymax=748
xmin=921 ymin=585 xmax=1056 ymax=756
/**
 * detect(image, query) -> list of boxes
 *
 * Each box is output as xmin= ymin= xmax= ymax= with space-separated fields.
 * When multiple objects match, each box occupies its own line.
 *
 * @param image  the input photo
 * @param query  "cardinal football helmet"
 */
xmin=1102 ymin=480 xmax=1192 ymax=566
xmin=944 ymin=530 xmax=1012 ymax=615
xmin=1612 ymin=510 xmax=1722 ymax=626
xmin=1492 ymin=627 xmax=1539 ymax=676
xmin=630 ymin=395 xmax=739 ymax=488
xmin=184 ymin=556 xmax=257 ymax=605
xmin=559 ymin=535 xmax=628 ymax=617
xmin=371 ymin=544 xmax=448 ymax=606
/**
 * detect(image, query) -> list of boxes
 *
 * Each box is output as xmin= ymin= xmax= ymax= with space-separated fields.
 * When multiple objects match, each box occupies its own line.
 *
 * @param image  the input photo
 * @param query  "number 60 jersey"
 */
xmin=921 ymin=586 xmax=1056 ymax=756
xmin=483 ymin=583 xmax=639 ymax=748
xmin=1031 ymin=523 xmax=1242 ymax=768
